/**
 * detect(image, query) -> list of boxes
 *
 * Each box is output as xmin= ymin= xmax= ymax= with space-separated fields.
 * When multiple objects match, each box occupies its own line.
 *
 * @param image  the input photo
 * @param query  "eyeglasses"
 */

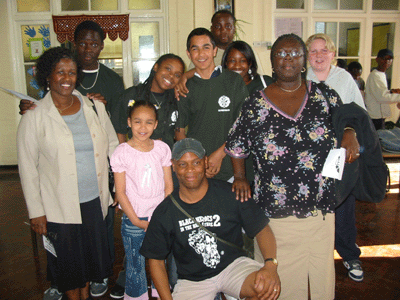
xmin=275 ymin=50 xmax=304 ymax=58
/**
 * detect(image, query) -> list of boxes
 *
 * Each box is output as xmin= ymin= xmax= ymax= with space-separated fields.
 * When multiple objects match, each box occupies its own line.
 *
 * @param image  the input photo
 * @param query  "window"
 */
xmin=9 ymin=0 xmax=168 ymax=97
xmin=21 ymin=24 xmax=52 ymax=99
xmin=315 ymin=21 xmax=361 ymax=66
xmin=373 ymin=0 xmax=399 ymax=10
xmin=273 ymin=0 xmax=400 ymax=88
xmin=129 ymin=0 xmax=161 ymax=10
xmin=61 ymin=0 xmax=119 ymax=11
xmin=131 ymin=22 xmax=160 ymax=85
xmin=371 ymin=22 xmax=396 ymax=87
xmin=17 ymin=0 xmax=50 ymax=12
xmin=313 ymin=0 xmax=363 ymax=10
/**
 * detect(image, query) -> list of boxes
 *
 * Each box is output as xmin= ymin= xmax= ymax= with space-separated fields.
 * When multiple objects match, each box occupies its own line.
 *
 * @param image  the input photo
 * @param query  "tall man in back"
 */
xmin=175 ymin=28 xmax=249 ymax=181
xmin=176 ymin=10 xmax=264 ymax=98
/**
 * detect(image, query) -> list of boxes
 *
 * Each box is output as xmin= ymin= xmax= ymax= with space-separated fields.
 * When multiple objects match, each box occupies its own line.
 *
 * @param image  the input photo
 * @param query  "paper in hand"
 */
xmin=0 ymin=87 xmax=40 ymax=104
xmin=321 ymin=148 xmax=346 ymax=180
xmin=43 ymin=235 xmax=57 ymax=257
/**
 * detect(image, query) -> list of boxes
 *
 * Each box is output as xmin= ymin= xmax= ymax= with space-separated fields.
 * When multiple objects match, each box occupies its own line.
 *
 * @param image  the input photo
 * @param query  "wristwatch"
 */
xmin=264 ymin=258 xmax=278 ymax=266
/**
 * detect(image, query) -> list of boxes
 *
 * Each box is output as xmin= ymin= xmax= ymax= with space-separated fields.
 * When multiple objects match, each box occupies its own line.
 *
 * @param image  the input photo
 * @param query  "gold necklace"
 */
xmin=279 ymin=82 xmax=302 ymax=93
xmin=57 ymin=96 xmax=74 ymax=113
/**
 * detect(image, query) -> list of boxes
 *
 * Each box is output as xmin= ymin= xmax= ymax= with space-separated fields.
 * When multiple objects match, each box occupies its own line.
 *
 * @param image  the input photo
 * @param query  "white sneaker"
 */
xmin=43 ymin=287 xmax=63 ymax=300
xmin=90 ymin=278 xmax=109 ymax=297
xmin=343 ymin=259 xmax=364 ymax=282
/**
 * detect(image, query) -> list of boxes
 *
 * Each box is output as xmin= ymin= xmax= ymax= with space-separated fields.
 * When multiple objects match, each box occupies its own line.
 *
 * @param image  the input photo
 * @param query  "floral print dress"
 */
xmin=225 ymin=81 xmax=341 ymax=218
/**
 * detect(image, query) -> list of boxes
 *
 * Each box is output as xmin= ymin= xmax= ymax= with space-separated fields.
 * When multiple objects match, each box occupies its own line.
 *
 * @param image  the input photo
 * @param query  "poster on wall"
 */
xmin=29 ymin=38 xmax=44 ymax=60
xmin=214 ymin=0 xmax=234 ymax=14
xmin=275 ymin=18 xmax=303 ymax=39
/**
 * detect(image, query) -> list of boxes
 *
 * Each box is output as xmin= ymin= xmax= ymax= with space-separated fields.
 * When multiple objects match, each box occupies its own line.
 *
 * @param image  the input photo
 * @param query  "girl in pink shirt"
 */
xmin=111 ymin=100 xmax=173 ymax=300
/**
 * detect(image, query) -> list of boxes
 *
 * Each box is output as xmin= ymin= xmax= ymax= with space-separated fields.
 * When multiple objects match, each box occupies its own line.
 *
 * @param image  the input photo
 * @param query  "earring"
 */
xmin=248 ymin=69 xmax=252 ymax=75
xmin=301 ymin=67 xmax=306 ymax=73
xmin=47 ymin=80 xmax=50 ymax=90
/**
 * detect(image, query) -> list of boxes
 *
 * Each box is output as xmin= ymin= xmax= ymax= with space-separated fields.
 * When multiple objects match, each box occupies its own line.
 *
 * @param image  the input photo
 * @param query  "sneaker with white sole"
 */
xmin=90 ymin=278 xmax=109 ymax=297
xmin=110 ymin=283 xmax=124 ymax=299
xmin=343 ymin=259 xmax=364 ymax=282
xmin=43 ymin=287 xmax=63 ymax=300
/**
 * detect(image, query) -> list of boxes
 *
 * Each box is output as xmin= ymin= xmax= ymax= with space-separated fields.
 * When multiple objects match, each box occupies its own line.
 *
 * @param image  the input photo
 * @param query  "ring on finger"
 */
xmin=274 ymin=288 xmax=277 ymax=292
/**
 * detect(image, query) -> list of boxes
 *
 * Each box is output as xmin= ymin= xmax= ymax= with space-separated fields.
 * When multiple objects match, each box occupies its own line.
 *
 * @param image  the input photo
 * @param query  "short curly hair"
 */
xmin=74 ymin=20 xmax=105 ymax=42
xmin=270 ymin=33 xmax=308 ymax=81
xmin=35 ymin=47 xmax=82 ymax=90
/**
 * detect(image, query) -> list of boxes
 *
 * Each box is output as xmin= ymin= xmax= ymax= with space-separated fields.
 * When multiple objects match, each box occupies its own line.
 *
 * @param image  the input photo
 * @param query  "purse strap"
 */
xmin=169 ymin=194 xmax=250 ymax=256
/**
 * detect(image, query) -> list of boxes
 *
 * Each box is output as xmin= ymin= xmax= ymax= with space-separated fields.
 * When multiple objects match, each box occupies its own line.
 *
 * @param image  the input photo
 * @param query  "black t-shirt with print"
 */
xmin=140 ymin=179 xmax=269 ymax=281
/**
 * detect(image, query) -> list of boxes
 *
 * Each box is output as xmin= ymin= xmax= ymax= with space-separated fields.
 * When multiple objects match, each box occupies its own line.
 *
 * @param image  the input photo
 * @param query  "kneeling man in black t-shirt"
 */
xmin=140 ymin=138 xmax=280 ymax=300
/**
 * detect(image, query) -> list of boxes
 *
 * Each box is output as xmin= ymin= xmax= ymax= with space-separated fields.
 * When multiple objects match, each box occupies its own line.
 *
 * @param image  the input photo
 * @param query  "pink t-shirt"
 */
xmin=110 ymin=140 xmax=172 ymax=218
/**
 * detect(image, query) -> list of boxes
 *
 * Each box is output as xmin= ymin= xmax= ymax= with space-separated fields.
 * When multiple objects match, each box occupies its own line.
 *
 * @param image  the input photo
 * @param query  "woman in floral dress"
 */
xmin=225 ymin=34 xmax=360 ymax=300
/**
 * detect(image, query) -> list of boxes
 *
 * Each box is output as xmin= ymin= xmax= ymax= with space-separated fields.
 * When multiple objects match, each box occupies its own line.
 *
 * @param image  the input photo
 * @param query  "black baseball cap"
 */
xmin=377 ymin=49 xmax=394 ymax=59
xmin=172 ymin=138 xmax=206 ymax=160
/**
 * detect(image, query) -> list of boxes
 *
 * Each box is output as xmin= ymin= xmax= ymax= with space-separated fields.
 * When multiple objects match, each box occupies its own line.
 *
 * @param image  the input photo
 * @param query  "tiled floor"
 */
xmin=0 ymin=163 xmax=399 ymax=300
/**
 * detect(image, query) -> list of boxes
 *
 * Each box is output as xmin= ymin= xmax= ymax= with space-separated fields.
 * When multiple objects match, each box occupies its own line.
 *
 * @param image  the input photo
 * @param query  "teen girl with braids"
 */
xmin=113 ymin=54 xmax=185 ymax=147
xmin=111 ymin=54 xmax=184 ymax=297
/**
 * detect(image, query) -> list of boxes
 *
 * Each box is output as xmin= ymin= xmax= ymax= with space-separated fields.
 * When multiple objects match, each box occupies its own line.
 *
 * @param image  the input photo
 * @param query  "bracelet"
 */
xmin=344 ymin=127 xmax=356 ymax=136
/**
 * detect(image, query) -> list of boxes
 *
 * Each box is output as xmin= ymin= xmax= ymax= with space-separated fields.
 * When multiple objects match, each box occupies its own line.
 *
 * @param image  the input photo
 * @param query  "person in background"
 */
xmin=221 ymin=40 xmax=273 ymax=183
xmin=306 ymin=34 xmax=365 ymax=109
xmin=348 ymin=61 xmax=365 ymax=95
xmin=175 ymin=10 xmax=265 ymax=99
xmin=111 ymin=100 xmax=173 ymax=300
xmin=336 ymin=58 xmax=347 ymax=69
xmin=19 ymin=20 xmax=125 ymax=299
xmin=221 ymin=40 xmax=273 ymax=96
xmin=17 ymin=47 xmax=118 ymax=300
xmin=364 ymin=49 xmax=400 ymax=130
xmin=306 ymin=33 xmax=366 ymax=282
xmin=225 ymin=33 xmax=360 ymax=299
xmin=140 ymin=138 xmax=280 ymax=300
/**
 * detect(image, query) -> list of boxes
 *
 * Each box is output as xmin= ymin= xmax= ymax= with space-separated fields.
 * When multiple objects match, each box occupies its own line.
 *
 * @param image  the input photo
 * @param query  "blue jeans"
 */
xmin=121 ymin=215 xmax=148 ymax=298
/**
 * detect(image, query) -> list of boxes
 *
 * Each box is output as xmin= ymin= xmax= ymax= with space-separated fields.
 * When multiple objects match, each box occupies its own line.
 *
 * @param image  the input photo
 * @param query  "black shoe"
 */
xmin=110 ymin=284 xmax=124 ymax=299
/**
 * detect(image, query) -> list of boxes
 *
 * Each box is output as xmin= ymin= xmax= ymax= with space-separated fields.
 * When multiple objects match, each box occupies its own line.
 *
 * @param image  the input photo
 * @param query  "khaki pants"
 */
xmin=255 ymin=212 xmax=335 ymax=300
xmin=172 ymin=257 xmax=263 ymax=300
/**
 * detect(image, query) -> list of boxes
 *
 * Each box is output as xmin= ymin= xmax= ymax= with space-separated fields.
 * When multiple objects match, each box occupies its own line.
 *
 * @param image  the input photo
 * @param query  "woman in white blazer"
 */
xmin=17 ymin=47 xmax=118 ymax=300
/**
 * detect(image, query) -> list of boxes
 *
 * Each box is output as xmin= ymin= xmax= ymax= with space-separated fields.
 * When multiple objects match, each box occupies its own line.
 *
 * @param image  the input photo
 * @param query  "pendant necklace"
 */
xmin=80 ymin=62 xmax=100 ymax=90
xmin=151 ymin=92 xmax=163 ymax=110
xmin=57 ymin=95 xmax=74 ymax=114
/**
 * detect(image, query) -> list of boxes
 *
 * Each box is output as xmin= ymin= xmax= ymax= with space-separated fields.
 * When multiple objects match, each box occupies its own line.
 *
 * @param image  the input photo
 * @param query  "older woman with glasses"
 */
xmin=225 ymin=34 xmax=360 ymax=299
